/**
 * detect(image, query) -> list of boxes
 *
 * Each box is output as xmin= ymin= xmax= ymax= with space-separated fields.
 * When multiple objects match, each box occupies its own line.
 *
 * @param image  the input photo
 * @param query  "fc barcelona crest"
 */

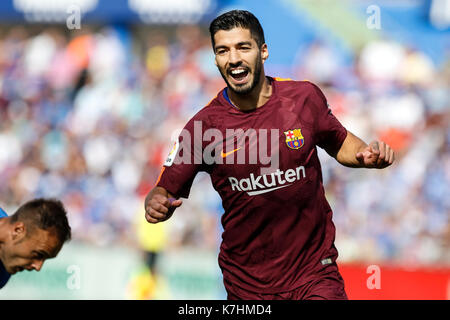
xmin=284 ymin=128 xmax=304 ymax=150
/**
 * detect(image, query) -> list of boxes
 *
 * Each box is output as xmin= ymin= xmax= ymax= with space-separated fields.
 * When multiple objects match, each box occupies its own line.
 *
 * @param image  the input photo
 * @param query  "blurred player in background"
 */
xmin=0 ymin=198 xmax=71 ymax=289
xmin=126 ymin=211 xmax=169 ymax=299
xmin=145 ymin=10 xmax=395 ymax=300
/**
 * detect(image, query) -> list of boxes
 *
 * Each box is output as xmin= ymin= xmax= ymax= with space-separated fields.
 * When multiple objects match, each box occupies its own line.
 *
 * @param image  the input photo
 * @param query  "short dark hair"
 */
xmin=10 ymin=198 xmax=71 ymax=244
xmin=209 ymin=10 xmax=265 ymax=50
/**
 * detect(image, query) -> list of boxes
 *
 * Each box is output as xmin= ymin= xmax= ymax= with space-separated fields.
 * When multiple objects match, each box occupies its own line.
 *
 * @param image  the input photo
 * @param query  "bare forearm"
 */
xmin=335 ymin=131 xmax=368 ymax=168
xmin=335 ymin=130 xmax=395 ymax=169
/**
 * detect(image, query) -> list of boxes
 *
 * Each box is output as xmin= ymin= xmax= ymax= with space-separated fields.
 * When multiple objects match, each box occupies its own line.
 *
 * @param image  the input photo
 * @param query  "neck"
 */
xmin=228 ymin=75 xmax=272 ymax=111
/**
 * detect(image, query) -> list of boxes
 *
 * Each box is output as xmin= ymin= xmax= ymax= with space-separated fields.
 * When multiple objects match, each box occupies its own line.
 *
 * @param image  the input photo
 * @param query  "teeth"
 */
xmin=231 ymin=69 xmax=246 ymax=75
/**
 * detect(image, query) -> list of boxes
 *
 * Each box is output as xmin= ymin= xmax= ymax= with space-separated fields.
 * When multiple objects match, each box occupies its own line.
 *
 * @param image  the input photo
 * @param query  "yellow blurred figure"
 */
xmin=136 ymin=209 xmax=167 ymax=253
xmin=126 ymin=208 xmax=170 ymax=300
xmin=146 ymin=45 xmax=171 ymax=80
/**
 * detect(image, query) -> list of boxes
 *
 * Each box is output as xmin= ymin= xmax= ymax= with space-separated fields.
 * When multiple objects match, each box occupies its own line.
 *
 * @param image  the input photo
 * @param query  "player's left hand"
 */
xmin=356 ymin=141 xmax=395 ymax=169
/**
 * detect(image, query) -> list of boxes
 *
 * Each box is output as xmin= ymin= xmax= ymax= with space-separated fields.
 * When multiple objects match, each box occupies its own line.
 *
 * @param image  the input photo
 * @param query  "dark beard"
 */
xmin=219 ymin=57 xmax=262 ymax=96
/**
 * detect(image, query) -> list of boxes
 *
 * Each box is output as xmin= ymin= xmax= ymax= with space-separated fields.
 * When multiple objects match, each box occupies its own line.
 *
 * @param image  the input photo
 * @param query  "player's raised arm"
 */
xmin=335 ymin=130 xmax=395 ymax=169
xmin=144 ymin=186 xmax=182 ymax=224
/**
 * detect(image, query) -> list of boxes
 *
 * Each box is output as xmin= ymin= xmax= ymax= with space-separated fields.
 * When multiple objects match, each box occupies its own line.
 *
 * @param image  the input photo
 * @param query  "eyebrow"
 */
xmin=236 ymin=41 xmax=253 ymax=47
xmin=214 ymin=41 xmax=253 ymax=52
xmin=33 ymin=250 xmax=52 ymax=259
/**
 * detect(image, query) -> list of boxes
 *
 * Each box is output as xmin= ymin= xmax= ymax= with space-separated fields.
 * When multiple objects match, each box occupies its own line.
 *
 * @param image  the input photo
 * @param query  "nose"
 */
xmin=31 ymin=260 xmax=44 ymax=271
xmin=228 ymin=48 xmax=242 ymax=66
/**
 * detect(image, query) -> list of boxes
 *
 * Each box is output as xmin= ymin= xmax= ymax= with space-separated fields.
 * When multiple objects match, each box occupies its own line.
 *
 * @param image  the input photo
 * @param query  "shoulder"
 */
xmin=272 ymin=77 xmax=324 ymax=98
xmin=0 ymin=261 xmax=10 ymax=289
xmin=0 ymin=208 xmax=10 ymax=289
xmin=0 ymin=207 xmax=7 ymax=218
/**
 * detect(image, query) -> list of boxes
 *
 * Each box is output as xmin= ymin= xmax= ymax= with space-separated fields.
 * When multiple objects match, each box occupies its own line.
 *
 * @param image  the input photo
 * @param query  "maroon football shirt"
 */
xmin=157 ymin=77 xmax=348 ymax=294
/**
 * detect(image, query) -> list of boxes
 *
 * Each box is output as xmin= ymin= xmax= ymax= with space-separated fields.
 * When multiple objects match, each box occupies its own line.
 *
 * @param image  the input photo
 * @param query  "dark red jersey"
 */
xmin=157 ymin=77 xmax=348 ymax=293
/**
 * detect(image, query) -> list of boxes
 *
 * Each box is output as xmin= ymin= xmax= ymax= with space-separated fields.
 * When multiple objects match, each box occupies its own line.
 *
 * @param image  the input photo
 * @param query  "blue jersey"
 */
xmin=0 ymin=207 xmax=11 ymax=289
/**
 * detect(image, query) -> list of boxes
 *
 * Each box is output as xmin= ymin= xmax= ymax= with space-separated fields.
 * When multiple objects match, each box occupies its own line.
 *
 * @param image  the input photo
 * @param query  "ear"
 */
xmin=11 ymin=222 xmax=26 ymax=241
xmin=260 ymin=44 xmax=269 ymax=63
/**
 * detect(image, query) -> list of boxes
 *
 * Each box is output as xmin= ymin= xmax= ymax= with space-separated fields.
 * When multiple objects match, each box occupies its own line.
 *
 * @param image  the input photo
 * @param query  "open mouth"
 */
xmin=229 ymin=68 xmax=249 ymax=84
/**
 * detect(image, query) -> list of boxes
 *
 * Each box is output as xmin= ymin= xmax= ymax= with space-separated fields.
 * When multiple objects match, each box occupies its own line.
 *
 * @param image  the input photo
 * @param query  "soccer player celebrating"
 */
xmin=0 ymin=198 xmax=71 ymax=289
xmin=145 ymin=10 xmax=395 ymax=300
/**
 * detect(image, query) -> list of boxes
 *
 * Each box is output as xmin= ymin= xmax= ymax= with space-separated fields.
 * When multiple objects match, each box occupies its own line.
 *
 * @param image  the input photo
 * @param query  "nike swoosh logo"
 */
xmin=221 ymin=147 xmax=241 ymax=158
xmin=247 ymin=184 xmax=292 ymax=196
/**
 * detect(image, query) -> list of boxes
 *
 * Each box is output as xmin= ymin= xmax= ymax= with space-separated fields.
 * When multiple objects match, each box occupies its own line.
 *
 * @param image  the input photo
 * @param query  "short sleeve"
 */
xmin=156 ymin=117 xmax=206 ymax=198
xmin=307 ymin=83 xmax=347 ymax=156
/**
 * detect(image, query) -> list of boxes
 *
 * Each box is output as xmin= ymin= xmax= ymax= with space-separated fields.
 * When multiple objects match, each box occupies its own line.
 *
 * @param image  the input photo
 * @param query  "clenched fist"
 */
xmin=356 ymin=141 xmax=395 ymax=169
xmin=144 ymin=187 xmax=182 ymax=224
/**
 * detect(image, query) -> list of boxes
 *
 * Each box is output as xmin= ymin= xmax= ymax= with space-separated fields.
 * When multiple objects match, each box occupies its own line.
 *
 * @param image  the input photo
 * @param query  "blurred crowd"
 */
xmin=298 ymin=39 xmax=450 ymax=266
xmin=0 ymin=24 xmax=448 ymax=268
xmin=0 ymin=25 xmax=222 ymax=249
